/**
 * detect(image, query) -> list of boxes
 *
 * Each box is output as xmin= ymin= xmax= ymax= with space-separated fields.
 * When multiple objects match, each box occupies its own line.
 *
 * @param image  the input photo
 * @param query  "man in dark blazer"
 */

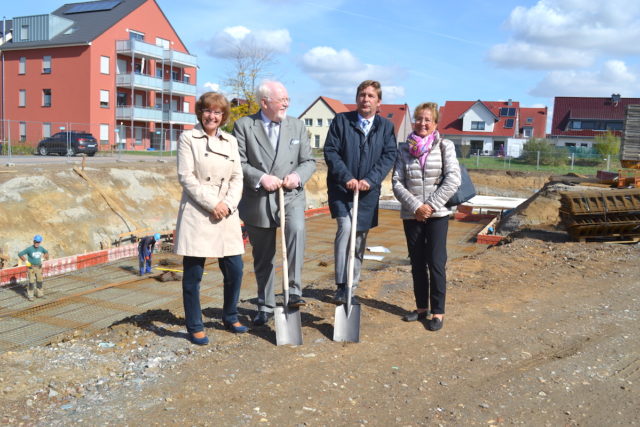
xmin=323 ymin=80 xmax=397 ymax=304
xmin=233 ymin=80 xmax=316 ymax=326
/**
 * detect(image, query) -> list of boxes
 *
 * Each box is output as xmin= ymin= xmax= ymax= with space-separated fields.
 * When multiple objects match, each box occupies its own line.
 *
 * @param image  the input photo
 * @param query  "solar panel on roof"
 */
xmin=64 ymin=0 xmax=122 ymax=14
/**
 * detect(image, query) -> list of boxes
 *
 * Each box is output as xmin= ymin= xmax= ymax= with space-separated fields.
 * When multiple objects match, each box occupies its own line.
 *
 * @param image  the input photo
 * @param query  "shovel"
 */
xmin=274 ymin=187 xmax=303 ymax=346
xmin=333 ymin=189 xmax=361 ymax=343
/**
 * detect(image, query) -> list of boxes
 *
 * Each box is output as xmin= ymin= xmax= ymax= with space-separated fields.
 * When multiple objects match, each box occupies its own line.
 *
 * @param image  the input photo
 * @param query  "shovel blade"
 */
xmin=274 ymin=306 xmax=303 ymax=346
xmin=333 ymin=304 xmax=361 ymax=342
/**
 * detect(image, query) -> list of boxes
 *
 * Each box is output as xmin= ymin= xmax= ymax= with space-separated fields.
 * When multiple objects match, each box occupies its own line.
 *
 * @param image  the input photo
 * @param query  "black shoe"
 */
xmin=403 ymin=310 xmax=429 ymax=322
xmin=428 ymin=317 xmax=444 ymax=331
xmin=333 ymin=287 xmax=347 ymax=305
xmin=253 ymin=311 xmax=272 ymax=326
xmin=287 ymin=294 xmax=306 ymax=308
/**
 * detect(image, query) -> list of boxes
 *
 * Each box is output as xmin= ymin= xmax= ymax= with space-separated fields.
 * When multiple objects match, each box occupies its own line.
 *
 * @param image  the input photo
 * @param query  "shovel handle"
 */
xmin=346 ymin=189 xmax=359 ymax=296
xmin=279 ymin=187 xmax=289 ymax=302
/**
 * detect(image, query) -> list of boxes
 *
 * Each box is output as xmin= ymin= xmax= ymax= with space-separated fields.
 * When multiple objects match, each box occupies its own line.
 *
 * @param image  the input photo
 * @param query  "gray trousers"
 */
xmin=334 ymin=216 xmax=369 ymax=290
xmin=246 ymin=209 xmax=305 ymax=313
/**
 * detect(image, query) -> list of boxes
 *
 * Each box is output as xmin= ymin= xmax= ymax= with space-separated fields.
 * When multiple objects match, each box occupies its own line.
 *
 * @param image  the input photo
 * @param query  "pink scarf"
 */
xmin=407 ymin=130 xmax=439 ymax=168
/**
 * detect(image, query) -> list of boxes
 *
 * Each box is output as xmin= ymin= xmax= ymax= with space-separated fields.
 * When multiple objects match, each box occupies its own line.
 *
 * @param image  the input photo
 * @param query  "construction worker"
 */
xmin=138 ymin=233 xmax=161 ymax=275
xmin=18 ymin=235 xmax=49 ymax=301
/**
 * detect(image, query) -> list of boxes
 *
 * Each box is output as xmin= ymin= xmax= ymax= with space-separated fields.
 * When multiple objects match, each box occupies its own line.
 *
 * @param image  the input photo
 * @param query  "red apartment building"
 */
xmin=0 ymin=0 xmax=197 ymax=152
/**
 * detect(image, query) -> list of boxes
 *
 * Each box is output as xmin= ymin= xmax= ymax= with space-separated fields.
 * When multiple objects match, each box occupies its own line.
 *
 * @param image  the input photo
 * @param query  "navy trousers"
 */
xmin=402 ymin=217 xmax=449 ymax=314
xmin=182 ymin=255 xmax=243 ymax=333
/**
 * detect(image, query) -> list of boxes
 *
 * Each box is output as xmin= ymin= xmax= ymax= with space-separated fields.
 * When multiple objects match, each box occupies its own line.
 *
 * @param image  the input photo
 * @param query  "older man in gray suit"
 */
xmin=233 ymin=80 xmax=316 ymax=326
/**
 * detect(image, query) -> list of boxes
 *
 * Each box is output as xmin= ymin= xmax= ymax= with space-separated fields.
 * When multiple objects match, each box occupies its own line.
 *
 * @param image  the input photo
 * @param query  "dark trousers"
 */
xmin=402 ymin=217 xmax=449 ymax=314
xmin=182 ymin=255 xmax=243 ymax=334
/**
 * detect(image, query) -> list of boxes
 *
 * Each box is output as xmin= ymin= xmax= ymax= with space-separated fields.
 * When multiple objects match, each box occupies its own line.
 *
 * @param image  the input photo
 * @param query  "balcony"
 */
xmin=116 ymin=39 xmax=163 ymax=59
xmin=163 ymin=111 xmax=196 ymax=125
xmin=163 ymin=49 xmax=197 ymax=68
xmin=163 ymin=79 xmax=197 ymax=96
xmin=116 ymin=73 xmax=163 ymax=91
xmin=116 ymin=106 xmax=163 ymax=122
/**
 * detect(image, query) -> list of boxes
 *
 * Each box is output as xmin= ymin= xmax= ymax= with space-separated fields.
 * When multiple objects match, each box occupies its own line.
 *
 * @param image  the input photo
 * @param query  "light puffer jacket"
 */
xmin=392 ymin=137 xmax=461 ymax=219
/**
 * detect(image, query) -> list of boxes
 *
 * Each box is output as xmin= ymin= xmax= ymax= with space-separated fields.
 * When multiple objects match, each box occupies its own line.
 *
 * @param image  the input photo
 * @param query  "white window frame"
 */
xmin=155 ymin=37 xmax=170 ymax=49
xmin=471 ymin=121 xmax=485 ymax=130
xmin=317 ymin=118 xmax=323 ymax=127
xmin=19 ymin=57 xmax=26 ymax=74
xmin=100 ymin=56 xmax=110 ymax=74
xmin=19 ymin=122 xmax=27 ymax=141
xmin=314 ymin=135 xmax=320 ymax=148
xmin=42 ymin=89 xmax=52 ymax=107
xmin=304 ymin=118 xmax=312 ymax=126
xmin=19 ymin=89 xmax=26 ymax=107
xmin=523 ymin=126 xmax=533 ymax=137
xmin=183 ymin=73 xmax=190 ymax=84
xmin=43 ymin=123 xmax=51 ymax=138
xmin=183 ymin=101 xmax=190 ymax=113
xmin=20 ymin=25 xmax=29 ymax=40
xmin=42 ymin=56 xmax=51 ymax=74
xmin=100 ymin=124 xmax=110 ymax=145
xmin=129 ymin=30 xmax=145 ymax=41
xmin=100 ymin=90 xmax=110 ymax=108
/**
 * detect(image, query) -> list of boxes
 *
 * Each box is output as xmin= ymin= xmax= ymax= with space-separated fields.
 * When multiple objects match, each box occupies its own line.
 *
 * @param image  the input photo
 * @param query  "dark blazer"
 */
xmin=324 ymin=111 xmax=397 ymax=231
xmin=233 ymin=112 xmax=316 ymax=228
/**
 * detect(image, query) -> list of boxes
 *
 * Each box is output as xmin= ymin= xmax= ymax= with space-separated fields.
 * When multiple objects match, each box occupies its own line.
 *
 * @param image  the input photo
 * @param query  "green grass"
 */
xmin=459 ymin=156 xmax=622 ymax=175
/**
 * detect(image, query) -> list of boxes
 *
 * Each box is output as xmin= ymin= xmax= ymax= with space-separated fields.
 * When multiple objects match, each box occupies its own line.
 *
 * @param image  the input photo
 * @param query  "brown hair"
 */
xmin=356 ymin=80 xmax=382 ymax=100
xmin=414 ymin=102 xmax=439 ymax=123
xmin=195 ymin=92 xmax=231 ymax=126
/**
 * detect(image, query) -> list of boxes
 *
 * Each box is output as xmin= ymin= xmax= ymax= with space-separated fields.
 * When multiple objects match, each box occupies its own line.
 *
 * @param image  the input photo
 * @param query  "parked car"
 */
xmin=37 ymin=131 xmax=98 ymax=156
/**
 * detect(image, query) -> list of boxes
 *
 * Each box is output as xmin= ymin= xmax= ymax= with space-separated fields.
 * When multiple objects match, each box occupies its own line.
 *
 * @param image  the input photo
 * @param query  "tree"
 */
xmin=520 ymin=138 xmax=568 ymax=166
xmin=221 ymin=42 xmax=276 ymax=132
xmin=593 ymin=131 xmax=620 ymax=157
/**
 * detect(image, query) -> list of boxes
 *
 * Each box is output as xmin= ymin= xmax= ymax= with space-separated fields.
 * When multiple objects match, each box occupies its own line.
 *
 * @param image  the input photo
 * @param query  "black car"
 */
xmin=37 ymin=131 xmax=98 ymax=156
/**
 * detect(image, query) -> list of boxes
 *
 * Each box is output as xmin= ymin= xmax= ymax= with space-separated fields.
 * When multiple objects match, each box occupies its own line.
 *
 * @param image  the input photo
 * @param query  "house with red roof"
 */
xmin=550 ymin=94 xmax=640 ymax=149
xmin=438 ymin=99 xmax=547 ymax=157
xmin=298 ymin=96 xmax=411 ymax=148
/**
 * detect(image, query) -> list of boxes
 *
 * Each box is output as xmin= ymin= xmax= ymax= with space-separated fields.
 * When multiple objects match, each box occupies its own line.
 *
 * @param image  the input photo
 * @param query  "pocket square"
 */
xmin=290 ymin=139 xmax=300 ymax=145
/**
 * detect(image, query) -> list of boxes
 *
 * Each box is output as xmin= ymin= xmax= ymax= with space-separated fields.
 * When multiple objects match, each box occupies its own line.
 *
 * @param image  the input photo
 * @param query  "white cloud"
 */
xmin=487 ymin=42 xmax=594 ymax=69
xmin=300 ymin=46 xmax=406 ymax=101
xmin=203 ymin=82 xmax=220 ymax=92
xmin=206 ymin=26 xmax=291 ymax=58
xmin=530 ymin=60 xmax=639 ymax=97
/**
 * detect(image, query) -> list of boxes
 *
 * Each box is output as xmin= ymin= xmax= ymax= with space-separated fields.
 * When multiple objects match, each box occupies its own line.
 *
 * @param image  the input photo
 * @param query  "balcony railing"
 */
xmin=116 ymin=73 xmax=164 ymax=91
xmin=116 ymin=39 xmax=164 ymax=59
xmin=163 ymin=79 xmax=197 ymax=96
xmin=163 ymin=49 xmax=197 ymax=68
xmin=116 ymin=106 xmax=163 ymax=122
xmin=163 ymin=111 xmax=196 ymax=125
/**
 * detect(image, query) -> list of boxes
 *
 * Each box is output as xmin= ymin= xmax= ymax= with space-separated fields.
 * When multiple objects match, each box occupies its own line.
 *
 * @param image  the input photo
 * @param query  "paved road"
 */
xmin=1 ymin=154 xmax=176 ymax=166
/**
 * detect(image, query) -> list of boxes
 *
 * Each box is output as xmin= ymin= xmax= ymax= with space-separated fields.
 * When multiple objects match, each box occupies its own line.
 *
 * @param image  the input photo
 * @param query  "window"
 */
xmin=504 ymin=118 xmax=514 ymax=129
xmin=499 ymin=107 xmax=516 ymax=116
xmin=134 ymin=127 xmax=143 ymax=145
xmin=42 ymin=89 xmax=52 ymax=107
xmin=526 ymin=117 xmax=533 ymax=123
xmin=43 ymin=123 xmax=51 ymax=138
xmin=19 ymin=89 xmax=26 ymax=107
xmin=156 ymin=66 xmax=163 ymax=78
xmin=606 ymin=121 xmax=623 ymax=130
xmin=20 ymin=25 xmax=29 ymax=40
xmin=129 ymin=30 xmax=144 ymax=41
xmin=328 ymin=118 xmax=333 ymax=126
xmin=155 ymin=37 xmax=169 ymax=49
xmin=471 ymin=121 xmax=485 ymax=130
xmin=183 ymin=73 xmax=190 ymax=84
xmin=100 ymin=90 xmax=109 ymax=108
xmin=314 ymin=135 xmax=320 ymax=147
xmin=317 ymin=118 xmax=323 ymax=127
xmin=183 ymin=101 xmax=190 ymax=113
xmin=100 ymin=56 xmax=110 ymax=74
xmin=304 ymin=118 xmax=312 ymax=126
xmin=523 ymin=126 xmax=533 ymax=137
xmin=19 ymin=122 xmax=27 ymax=141
xmin=171 ymin=70 xmax=179 ymax=81
xmin=19 ymin=57 xmax=26 ymax=74
xmin=117 ymin=92 xmax=127 ymax=106
xmin=570 ymin=120 xmax=581 ymax=130
xmin=387 ymin=113 xmax=393 ymax=118
xmin=100 ymin=124 xmax=109 ymax=145
xmin=42 ymin=56 xmax=51 ymax=74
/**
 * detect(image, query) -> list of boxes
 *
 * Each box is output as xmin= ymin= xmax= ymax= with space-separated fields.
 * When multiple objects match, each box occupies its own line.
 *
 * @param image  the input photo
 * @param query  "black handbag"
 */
xmin=445 ymin=164 xmax=476 ymax=207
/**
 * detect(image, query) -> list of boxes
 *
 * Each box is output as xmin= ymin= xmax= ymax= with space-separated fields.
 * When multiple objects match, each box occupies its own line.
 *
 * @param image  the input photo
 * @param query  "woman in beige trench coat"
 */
xmin=175 ymin=92 xmax=247 ymax=345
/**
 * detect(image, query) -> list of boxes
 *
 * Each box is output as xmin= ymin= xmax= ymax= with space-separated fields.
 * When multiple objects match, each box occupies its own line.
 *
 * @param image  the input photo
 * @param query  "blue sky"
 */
xmin=4 ymin=0 xmax=640 ymax=126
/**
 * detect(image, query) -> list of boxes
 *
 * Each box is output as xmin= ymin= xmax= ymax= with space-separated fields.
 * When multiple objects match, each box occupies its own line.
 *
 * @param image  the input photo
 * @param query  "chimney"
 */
xmin=507 ymin=99 xmax=512 ymax=106
xmin=611 ymin=93 xmax=621 ymax=105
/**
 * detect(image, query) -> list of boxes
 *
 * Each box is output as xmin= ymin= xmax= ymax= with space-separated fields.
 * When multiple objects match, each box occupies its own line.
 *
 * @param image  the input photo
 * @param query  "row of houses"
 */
xmin=299 ymin=94 xmax=639 ymax=157
xmin=0 ymin=0 xmax=638 ymax=154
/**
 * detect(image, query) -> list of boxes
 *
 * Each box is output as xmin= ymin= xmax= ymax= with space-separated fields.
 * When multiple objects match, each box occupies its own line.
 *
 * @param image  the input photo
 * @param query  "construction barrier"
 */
xmin=43 ymin=255 xmax=78 ymax=277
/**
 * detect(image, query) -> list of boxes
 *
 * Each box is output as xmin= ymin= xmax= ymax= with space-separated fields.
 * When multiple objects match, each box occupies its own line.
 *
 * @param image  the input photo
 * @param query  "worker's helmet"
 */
xmin=154 ymin=233 xmax=161 ymax=241
xmin=33 ymin=234 xmax=43 ymax=243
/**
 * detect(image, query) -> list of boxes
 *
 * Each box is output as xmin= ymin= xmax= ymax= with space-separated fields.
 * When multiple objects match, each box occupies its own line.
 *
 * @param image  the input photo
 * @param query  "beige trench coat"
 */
xmin=174 ymin=124 xmax=245 ymax=258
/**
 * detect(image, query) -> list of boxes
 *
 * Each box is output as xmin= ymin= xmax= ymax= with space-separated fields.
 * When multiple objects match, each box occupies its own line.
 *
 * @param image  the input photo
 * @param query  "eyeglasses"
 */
xmin=202 ymin=109 xmax=223 ymax=116
xmin=267 ymin=97 xmax=290 ymax=105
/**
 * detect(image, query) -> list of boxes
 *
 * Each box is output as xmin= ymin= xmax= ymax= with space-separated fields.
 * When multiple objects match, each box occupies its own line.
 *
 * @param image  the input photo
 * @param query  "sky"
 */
xmin=4 ymin=0 xmax=640 ymax=128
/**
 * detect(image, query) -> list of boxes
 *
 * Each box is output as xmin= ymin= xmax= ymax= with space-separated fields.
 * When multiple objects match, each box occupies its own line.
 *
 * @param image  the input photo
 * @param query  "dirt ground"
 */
xmin=1 ymin=161 xmax=639 ymax=426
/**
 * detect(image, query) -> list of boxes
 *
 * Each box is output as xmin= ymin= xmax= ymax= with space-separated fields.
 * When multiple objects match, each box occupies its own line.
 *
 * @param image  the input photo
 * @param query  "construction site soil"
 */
xmin=1 ymin=159 xmax=639 ymax=426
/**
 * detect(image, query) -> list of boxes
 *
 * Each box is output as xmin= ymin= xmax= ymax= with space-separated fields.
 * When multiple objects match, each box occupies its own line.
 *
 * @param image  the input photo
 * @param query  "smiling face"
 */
xmin=413 ymin=108 xmax=437 ymax=137
xmin=261 ymin=82 xmax=289 ymax=123
xmin=201 ymin=107 xmax=223 ymax=136
xmin=356 ymin=85 xmax=381 ymax=119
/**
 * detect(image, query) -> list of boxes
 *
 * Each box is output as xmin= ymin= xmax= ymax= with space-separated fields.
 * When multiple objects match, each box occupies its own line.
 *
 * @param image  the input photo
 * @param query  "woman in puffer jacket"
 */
xmin=392 ymin=102 xmax=461 ymax=331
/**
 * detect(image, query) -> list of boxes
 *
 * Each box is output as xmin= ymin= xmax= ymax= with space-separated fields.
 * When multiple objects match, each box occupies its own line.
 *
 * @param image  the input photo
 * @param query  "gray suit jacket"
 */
xmin=233 ymin=112 xmax=316 ymax=228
